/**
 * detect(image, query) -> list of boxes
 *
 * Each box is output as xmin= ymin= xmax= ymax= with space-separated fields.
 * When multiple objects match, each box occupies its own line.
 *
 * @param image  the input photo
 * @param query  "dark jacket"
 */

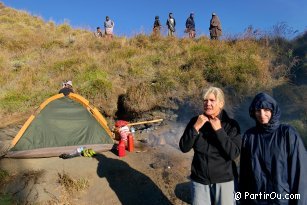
xmin=59 ymin=87 xmax=74 ymax=96
xmin=153 ymin=19 xmax=161 ymax=28
xmin=186 ymin=16 xmax=195 ymax=30
xmin=179 ymin=110 xmax=241 ymax=185
xmin=240 ymin=93 xmax=307 ymax=205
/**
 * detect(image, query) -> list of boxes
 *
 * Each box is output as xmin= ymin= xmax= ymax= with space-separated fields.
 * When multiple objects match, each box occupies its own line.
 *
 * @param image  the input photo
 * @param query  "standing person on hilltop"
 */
xmin=166 ymin=12 xmax=176 ymax=37
xmin=209 ymin=12 xmax=222 ymax=40
xmin=104 ymin=16 xmax=114 ymax=39
xmin=179 ymin=86 xmax=241 ymax=205
xmin=240 ymin=93 xmax=306 ymax=205
xmin=153 ymin=16 xmax=162 ymax=36
xmin=185 ymin=13 xmax=196 ymax=38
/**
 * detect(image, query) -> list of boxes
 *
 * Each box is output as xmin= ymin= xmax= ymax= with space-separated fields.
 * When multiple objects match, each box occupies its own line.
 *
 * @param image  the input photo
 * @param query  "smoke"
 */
xmin=138 ymin=101 xmax=200 ymax=148
xmin=144 ymin=121 xmax=186 ymax=148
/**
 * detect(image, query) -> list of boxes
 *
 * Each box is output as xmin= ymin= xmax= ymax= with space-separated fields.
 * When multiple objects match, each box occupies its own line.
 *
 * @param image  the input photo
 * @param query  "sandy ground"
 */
xmin=0 ymin=122 xmax=194 ymax=205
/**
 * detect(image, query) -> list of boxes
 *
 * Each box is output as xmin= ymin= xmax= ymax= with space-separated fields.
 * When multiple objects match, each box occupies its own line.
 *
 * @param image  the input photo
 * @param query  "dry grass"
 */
xmin=0 ymin=168 xmax=89 ymax=205
xmin=55 ymin=171 xmax=89 ymax=205
xmin=57 ymin=172 xmax=89 ymax=194
xmin=0 ymin=3 xmax=293 ymax=121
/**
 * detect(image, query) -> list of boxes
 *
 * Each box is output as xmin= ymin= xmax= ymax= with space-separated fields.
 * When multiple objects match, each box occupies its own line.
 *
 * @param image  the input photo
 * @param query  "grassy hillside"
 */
xmin=0 ymin=3 xmax=287 ymax=121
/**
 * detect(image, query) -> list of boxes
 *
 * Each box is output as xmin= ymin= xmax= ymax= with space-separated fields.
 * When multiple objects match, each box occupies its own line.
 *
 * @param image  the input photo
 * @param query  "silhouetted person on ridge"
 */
xmin=153 ymin=16 xmax=162 ymax=36
xmin=185 ymin=13 xmax=196 ymax=38
xmin=209 ymin=12 xmax=222 ymax=40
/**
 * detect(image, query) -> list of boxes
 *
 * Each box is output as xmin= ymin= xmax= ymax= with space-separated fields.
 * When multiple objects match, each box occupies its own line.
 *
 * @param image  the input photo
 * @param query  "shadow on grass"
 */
xmin=94 ymin=153 xmax=172 ymax=205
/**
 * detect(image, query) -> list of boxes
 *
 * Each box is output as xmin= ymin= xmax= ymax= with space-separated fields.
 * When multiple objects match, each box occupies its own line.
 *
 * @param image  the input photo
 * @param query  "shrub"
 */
xmin=124 ymin=82 xmax=159 ymax=113
xmin=57 ymin=23 xmax=72 ymax=33
xmin=77 ymin=68 xmax=113 ymax=99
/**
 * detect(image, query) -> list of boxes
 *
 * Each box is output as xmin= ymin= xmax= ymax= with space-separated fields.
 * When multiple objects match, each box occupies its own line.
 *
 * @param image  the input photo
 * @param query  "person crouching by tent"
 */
xmin=59 ymin=80 xmax=74 ymax=96
xmin=114 ymin=120 xmax=130 ymax=146
xmin=104 ymin=16 xmax=114 ymax=39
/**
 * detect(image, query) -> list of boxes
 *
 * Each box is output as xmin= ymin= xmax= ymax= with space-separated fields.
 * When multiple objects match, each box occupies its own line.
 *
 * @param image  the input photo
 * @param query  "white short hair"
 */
xmin=203 ymin=86 xmax=225 ymax=108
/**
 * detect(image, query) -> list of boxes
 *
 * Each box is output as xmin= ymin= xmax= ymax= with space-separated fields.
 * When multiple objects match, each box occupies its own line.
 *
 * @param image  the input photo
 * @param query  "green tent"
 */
xmin=6 ymin=93 xmax=114 ymax=158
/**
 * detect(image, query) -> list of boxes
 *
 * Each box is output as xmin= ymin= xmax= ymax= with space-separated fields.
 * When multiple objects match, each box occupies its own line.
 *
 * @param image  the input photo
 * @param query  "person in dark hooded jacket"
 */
xmin=185 ymin=13 xmax=196 ymax=38
xmin=153 ymin=16 xmax=162 ymax=36
xmin=240 ymin=93 xmax=306 ymax=205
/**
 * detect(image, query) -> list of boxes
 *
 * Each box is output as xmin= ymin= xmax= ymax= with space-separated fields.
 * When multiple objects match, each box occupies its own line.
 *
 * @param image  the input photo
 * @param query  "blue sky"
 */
xmin=2 ymin=0 xmax=306 ymax=38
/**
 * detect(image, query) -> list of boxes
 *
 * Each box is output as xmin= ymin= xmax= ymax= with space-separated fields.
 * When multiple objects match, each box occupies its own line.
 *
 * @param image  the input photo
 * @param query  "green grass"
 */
xmin=0 ymin=91 xmax=31 ymax=111
xmin=0 ymin=194 xmax=15 ymax=205
xmin=0 ymin=169 xmax=9 ymax=181
xmin=0 ymin=169 xmax=15 ymax=205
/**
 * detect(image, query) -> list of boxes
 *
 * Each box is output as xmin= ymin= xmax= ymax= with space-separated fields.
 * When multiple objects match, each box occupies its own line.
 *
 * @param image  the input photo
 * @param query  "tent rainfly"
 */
xmin=6 ymin=93 xmax=114 ymax=158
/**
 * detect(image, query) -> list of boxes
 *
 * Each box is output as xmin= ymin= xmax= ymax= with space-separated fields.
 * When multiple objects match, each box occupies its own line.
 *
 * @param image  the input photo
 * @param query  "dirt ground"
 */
xmin=0 ymin=122 xmax=194 ymax=205
xmin=1 ymin=82 xmax=306 ymax=205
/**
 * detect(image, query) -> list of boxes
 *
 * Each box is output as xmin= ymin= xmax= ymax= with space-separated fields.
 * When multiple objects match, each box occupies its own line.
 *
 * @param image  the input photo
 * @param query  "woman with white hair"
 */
xmin=180 ymin=86 xmax=241 ymax=205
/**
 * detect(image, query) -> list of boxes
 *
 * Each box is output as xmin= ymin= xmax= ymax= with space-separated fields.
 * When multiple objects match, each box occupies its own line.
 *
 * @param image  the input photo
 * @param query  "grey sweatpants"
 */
xmin=191 ymin=180 xmax=235 ymax=205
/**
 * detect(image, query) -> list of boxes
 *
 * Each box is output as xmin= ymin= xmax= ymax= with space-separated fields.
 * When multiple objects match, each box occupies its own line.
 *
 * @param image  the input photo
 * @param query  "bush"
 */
xmin=77 ymin=68 xmax=113 ymax=99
